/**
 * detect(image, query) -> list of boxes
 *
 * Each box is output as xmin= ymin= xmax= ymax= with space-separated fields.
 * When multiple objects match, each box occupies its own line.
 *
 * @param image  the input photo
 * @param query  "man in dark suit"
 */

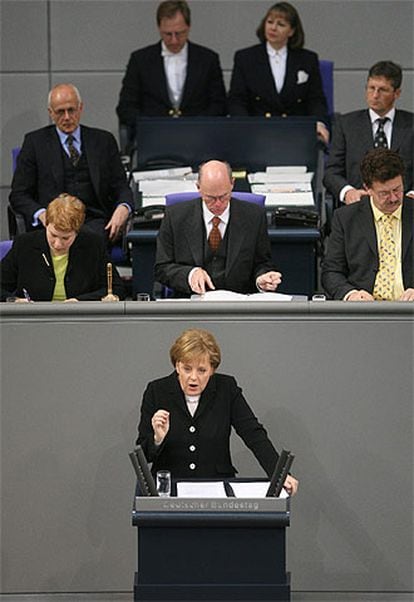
xmin=116 ymin=0 xmax=227 ymax=148
xmin=322 ymin=149 xmax=414 ymax=301
xmin=155 ymin=160 xmax=282 ymax=297
xmin=324 ymin=61 xmax=414 ymax=205
xmin=9 ymin=83 xmax=133 ymax=240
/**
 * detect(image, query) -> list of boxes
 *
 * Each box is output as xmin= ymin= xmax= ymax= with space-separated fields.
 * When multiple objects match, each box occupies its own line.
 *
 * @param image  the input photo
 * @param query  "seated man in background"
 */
xmin=321 ymin=148 xmax=413 ymax=301
xmin=323 ymin=61 xmax=414 ymax=205
xmin=116 ymin=0 xmax=227 ymax=149
xmin=154 ymin=159 xmax=282 ymax=297
xmin=10 ymin=83 xmax=133 ymax=241
xmin=1 ymin=194 xmax=125 ymax=302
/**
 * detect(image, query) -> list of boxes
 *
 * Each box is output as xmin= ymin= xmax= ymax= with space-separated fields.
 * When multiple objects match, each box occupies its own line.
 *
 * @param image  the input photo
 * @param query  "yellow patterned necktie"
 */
xmin=373 ymin=214 xmax=396 ymax=300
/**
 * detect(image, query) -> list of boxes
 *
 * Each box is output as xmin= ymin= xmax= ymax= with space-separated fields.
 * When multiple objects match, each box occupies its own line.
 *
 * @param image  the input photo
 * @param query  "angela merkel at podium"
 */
xmin=137 ymin=328 xmax=298 ymax=495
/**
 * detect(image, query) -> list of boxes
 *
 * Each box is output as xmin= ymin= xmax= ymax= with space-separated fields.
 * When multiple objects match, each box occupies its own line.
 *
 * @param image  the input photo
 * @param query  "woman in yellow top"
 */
xmin=1 ymin=194 xmax=125 ymax=302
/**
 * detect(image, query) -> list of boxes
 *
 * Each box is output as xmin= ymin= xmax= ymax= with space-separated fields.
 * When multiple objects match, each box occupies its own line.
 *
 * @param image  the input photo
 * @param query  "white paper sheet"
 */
xmin=139 ymin=179 xmax=198 ymax=195
xmin=264 ymin=192 xmax=315 ymax=206
xmin=132 ymin=167 xmax=193 ymax=181
xmin=230 ymin=481 xmax=289 ymax=498
xmin=176 ymin=481 xmax=227 ymax=498
xmin=248 ymin=172 xmax=313 ymax=184
xmin=266 ymin=165 xmax=307 ymax=173
xmin=191 ymin=290 xmax=293 ymax=301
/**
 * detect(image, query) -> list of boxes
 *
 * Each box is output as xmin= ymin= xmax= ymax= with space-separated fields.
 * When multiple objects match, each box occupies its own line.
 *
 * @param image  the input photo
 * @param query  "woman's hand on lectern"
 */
xmin=151 ymin=409 xmax=170 ymax=445
xmin=283 ymin=474 xmax=299 ymax=496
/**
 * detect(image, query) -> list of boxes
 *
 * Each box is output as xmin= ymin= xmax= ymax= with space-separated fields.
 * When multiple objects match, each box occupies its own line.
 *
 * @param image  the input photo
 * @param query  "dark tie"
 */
xmin=66 ymin=134 xmax=80 ymax=166
xmin=373 ymin=118 xmax=388 ymax=149
xmin=208 ymin=216 xmax=222 ymax=253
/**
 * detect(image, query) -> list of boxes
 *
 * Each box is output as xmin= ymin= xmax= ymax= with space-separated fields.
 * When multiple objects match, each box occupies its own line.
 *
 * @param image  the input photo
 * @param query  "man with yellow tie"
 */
xmin=322 ymin=148 xmax=414 ymax=301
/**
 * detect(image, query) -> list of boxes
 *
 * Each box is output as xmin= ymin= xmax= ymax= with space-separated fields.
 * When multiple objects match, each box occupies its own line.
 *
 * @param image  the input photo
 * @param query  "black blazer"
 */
xmin=154 ymin=198 xmax=276 ymax=296
xmin=137 ymin=371 xmax=279 ymax=479
xmin=323 ymin=109 xmax=414 ymax=201
xmin=228 ymin=44 xmax=328 ymax=124
xmin=9 ymin=125 xmax=133 ymax=229
xmin=116 ymin=41 xmax=227 ymax=125
xmin=321 ymin=197 xmax=414 ymax=300
xmin=0 ymin=228 xmax=125 ymax=302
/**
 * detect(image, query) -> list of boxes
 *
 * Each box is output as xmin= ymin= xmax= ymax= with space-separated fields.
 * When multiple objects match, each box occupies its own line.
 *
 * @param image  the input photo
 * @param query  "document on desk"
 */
xmin=248 ymin=171 xmax=313 ymax=184
xmin=266 ymin=165 xmax=307 ymax=173
xmin=263 ymin=191 xmax=315 ymax=206
xmin=176 ymin=481 xmax=227 ymax=498
xmin=132 ymin=166 xmax=193 ymax=181
xmin=191 ymin=290 xmax=293 ymax=301
xmin=231 ymin=481 xmax=288 ymax=499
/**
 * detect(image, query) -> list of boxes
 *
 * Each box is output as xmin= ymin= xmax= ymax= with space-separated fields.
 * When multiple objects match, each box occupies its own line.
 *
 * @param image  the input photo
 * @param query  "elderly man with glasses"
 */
xmin=155 ymin=160 xmax=282 ymax=297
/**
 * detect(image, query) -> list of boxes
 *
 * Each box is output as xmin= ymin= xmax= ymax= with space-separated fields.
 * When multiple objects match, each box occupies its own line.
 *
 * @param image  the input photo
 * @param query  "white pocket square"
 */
xmin=297 ymin=70 xmax=309 ymax=84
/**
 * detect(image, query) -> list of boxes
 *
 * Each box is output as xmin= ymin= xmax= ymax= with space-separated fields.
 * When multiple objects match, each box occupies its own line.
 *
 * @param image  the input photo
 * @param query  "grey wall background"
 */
xmin=1 ymin=303 xmax=413 ymax=594
xmin=1 ymin=0 xmax=413 ymax=238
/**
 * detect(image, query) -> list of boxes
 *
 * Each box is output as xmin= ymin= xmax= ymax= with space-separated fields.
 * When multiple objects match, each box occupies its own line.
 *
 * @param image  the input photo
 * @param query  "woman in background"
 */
xmin=228 ymin=2 xmax=329 ymax=144
xmin=1 ymin=193 xmax=125 ymax=302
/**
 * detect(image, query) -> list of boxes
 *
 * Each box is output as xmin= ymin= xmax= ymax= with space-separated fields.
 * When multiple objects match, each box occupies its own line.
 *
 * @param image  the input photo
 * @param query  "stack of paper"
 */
xmin=132 ymin=166 xmax=194 ymax=181
xmin=138 ymin=179 xmax=198 ymax=206
xmin=248 ymin=166 xmax=315 ymax=206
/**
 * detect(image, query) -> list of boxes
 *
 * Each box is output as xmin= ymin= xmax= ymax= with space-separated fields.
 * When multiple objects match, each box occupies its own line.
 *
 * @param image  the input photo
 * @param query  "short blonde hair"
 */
xmin=45 ymin=194 xmax=85 ymax=232
xmin=170 ymin=328 xmax=221 ymax=369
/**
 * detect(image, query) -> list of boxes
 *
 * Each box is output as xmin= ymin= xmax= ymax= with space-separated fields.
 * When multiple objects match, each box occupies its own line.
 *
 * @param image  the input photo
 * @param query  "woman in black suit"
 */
xmin=228 ymin=2 xmax=329 ymax=144
xmin=1 ymin=194 xmax=125 ymax=302
xmin=137 ymin=328 xmax=298 ymax=494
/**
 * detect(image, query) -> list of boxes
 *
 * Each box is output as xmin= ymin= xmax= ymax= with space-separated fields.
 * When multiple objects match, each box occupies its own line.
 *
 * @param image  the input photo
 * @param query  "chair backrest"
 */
xmin=319 ymin=60 xmax=334 ymax=116
xmin=165 ymin=191 xmax=265 ymax=206
xmin=0 ymin=240 xmax=13 ymax=261
xmin=12 ymin=147 xmax=21 ymax=173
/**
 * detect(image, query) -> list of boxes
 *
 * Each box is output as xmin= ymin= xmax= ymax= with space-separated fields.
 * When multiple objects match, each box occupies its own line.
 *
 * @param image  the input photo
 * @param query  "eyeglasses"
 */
xmin=375 ymin=185 xmax=404 ymax=200
xmin=50 ymin=106 xmax=80 ymax=117
xmin=203 ymin=191 xmax=232 ymax=203
xmin=160 ymin=29 xmax=189 ymax=40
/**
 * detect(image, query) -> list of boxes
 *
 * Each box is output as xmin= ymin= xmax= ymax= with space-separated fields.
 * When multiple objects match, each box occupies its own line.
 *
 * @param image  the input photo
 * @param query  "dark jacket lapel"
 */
xmin=46 ymin=127 xmax=65 ymax=190
xmin=184 ymin=199 xmax=205 ymax=266
xmin=401 ymin=199 xmax=413 ymax=263
xmin=357 ymin=198 xmax=378 ymax=258
xmin=225 ymin=200 xmax=248 ymax=276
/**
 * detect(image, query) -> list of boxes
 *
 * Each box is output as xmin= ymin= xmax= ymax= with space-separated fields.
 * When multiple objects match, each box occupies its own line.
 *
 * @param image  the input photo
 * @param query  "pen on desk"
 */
xmin=42 ymin=252 xmax=50 ymax=267
xmin=22 ymin=288 xmax=32 ymax=302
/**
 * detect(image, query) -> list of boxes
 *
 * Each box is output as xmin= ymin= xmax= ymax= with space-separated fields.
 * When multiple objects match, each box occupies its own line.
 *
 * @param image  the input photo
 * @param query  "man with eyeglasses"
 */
xmin=116 ymin=0 xmax=227 ymax=150
xmin=155 ymin=160 xmax=282 ymax=297
xmin=324 ymin=61 xmax=414 ymax=206
xmin=10 ymin=83 xmax=133 ymax=241
xmin=322 ymin=149 xmax=414 ymax=301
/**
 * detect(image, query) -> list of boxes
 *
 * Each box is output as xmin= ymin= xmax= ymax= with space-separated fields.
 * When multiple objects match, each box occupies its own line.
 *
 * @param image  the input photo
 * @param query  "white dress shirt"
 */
xmin=266 ymin=42 xmax=287 ymax=93
xmin=161 ymin=41 xmax=188 ymax=107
